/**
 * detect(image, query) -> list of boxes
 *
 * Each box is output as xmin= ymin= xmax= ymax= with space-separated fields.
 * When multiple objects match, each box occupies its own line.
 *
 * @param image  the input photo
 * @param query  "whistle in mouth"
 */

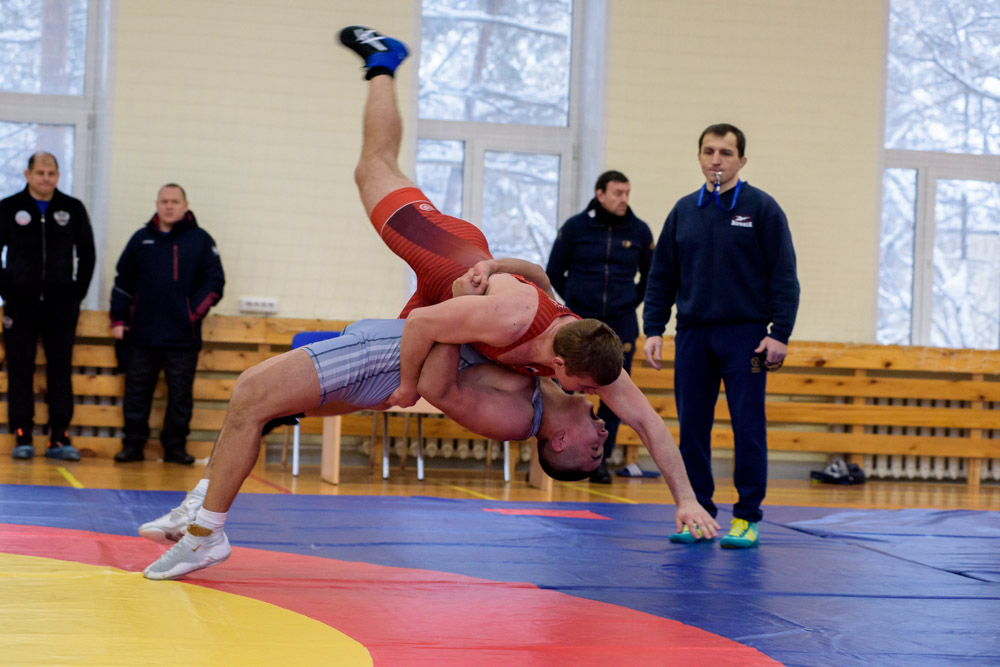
xmin=714 ymin=171 xmax=722 ymax=187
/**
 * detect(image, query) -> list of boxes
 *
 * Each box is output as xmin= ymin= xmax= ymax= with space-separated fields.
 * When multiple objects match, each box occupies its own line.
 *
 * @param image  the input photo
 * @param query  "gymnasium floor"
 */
xmin=1 ymin=458 xmax=998 ymax=666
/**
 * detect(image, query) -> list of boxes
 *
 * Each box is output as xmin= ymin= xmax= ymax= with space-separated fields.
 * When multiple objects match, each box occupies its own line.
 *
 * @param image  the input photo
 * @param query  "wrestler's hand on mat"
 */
xmin=452 ymin=268 xmax=490 ymax=297
xmin=388 ymin=384 xmax=420 ymax=409
xmin=643 ymin=335 xmax=664 ymax=371
xmin=674 ymin=499 xmax=720 ymax=539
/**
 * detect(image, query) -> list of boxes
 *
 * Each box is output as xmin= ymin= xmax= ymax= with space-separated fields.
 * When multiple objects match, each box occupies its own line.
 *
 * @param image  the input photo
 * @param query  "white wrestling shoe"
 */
xmin=138 ymin=492 xmax=204 ymax=544
xmin=143 ymin=526 xmax=231 ymax=580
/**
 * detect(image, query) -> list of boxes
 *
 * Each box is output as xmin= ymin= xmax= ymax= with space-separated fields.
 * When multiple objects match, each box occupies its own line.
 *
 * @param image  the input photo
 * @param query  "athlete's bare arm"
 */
xmin=417 ymin=344 xmax=537 ymax=441
xmin=468 ymin=258 xmax=554 ymax=299
xmin=596 ymin=371 xmax=721 ymax=538
xmin=391 ymin=277 xmax=538 ymax=407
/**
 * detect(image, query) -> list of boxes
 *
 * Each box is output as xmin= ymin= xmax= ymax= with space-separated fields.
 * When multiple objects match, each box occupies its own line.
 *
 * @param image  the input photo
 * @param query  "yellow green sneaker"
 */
xmin=720 ymin=518 xmax=759 ymax=549
xmin=668 ymin=524 xmax=713 ymax=544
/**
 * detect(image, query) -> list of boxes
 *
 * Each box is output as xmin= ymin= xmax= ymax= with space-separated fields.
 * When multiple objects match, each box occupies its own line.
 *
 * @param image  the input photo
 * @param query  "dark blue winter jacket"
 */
xmin=546 ymin=198 xmax=654 ymax=320
xmin=110 ymin=211 xmax=225 ymax=348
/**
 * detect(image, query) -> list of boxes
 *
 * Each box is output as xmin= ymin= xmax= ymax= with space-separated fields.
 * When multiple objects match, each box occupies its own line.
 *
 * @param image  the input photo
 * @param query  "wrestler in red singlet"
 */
xmin=369 ymin=186 xmax=577 ymax=376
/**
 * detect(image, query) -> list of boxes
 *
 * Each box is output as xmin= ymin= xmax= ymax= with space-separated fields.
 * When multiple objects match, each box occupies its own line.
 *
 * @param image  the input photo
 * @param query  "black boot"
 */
xmin=163 ymin=449 xmax=194 ymax=465
xmin=589 ymin=459 xmax=612 ymax=484
xmin=115 ymin=446 xmax=145 ymax=463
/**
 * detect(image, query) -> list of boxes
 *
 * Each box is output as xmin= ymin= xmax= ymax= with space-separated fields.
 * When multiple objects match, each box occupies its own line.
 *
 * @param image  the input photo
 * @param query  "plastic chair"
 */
xmin=285 ymin=330 xmax=341 ymax=476
xmin=374 ymin=400 xmax=510 ymax=483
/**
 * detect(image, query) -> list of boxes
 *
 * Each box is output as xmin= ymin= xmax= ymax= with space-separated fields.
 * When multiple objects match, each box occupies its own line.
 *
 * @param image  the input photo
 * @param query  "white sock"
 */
xmin=194 ymin=507 xmax=226 ymax=531
xmin=190 ymin=478 xmax=210 ymax=499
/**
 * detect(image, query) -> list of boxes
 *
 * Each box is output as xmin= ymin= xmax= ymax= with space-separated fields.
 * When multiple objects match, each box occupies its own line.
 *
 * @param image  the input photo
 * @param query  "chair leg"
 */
xmin=381 ymin=412 xmax=390 ymax=479
xmin=503 ymin=440 xmax=510 ymax=483
xmin=400 ymin=414 xmax=410 ymax=472
xmin=292 ymin=422 xmax=301 ymax=477
xmin=417 ymin=416 xmax=425 ymax=481
xmin=369 ymin=413 xmax=378 ymax=472
xmin=281 ymin=425 xmax=291 ymax=470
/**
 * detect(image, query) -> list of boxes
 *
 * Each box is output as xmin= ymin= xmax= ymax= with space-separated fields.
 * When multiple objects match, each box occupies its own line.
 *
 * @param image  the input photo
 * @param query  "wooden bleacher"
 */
xmin=620 ymin=341 xmax=1000 ymax=490
xmin=1 ymin=311 xmax=997 ymax=489
xmin=0 ymin=311 xmax=488 ymax=465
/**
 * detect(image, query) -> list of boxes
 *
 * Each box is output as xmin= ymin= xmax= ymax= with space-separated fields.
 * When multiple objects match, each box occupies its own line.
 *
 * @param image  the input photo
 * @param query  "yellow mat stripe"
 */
xmin=556 ymin=482 xmax=638 ymax=504
xmin=57 ymin=467 xmax=84 ymax=489
xmin=435 ymin=483 xmax=495 ymax=500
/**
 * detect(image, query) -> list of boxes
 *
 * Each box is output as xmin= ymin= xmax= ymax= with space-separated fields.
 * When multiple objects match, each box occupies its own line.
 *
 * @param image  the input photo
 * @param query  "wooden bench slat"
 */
xmin=2 ymin=310 xmax=996 ymax=486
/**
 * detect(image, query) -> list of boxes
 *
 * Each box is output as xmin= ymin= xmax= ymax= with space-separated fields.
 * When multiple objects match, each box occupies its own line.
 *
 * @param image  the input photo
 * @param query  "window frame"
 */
xmin=0 ymin=0 xmax=111 ymax=308
xmin=410 ymin=0 xmax=602 ymax=238
xmin=883 ymin=149 xmax=1000 ymax=346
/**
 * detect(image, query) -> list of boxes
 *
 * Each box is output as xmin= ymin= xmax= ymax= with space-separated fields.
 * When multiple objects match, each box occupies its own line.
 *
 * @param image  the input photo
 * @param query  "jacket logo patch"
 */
xmin=621 ymin=240 xmax=633 ymax=248
xmin=731 ymin=215 xmax=753 ymax=228
xmin=14 ymin=210 xmax=31 ymax=226
xmin=211 ymin=245 xmax=219 ymax=255
xmin=53 ymin=210 xmax=70 ymax=226
xmin=142 ymin=239 xmax=155 ymax=245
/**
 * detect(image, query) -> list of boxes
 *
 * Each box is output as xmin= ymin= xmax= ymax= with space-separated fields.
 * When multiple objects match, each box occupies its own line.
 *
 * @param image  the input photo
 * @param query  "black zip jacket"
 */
xmin=110 ymin=211 xmax=225 ymax=348
xmin=546 ymin=198 xmax=654 ymax=320
xmin=0 ymin=186 xmax=96 ymax=302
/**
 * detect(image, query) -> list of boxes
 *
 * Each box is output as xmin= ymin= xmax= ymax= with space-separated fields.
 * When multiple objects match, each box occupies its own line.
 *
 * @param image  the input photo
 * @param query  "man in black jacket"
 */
xmin=110 ymin=184 xmax=225 ymax=464
xmin=546 ymin=170 xmax=654 ymax=483
xmin=0 ymin=152 xmax=95 ymax=461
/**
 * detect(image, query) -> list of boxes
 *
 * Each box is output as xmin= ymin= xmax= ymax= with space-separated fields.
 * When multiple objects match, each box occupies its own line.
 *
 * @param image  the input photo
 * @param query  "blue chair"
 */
xmin=285 ymin=330 xmax=341 ymax=476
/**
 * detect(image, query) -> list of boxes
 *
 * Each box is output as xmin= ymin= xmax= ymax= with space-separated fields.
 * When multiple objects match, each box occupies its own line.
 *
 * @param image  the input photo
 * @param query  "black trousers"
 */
xmin=122 ymin=344 xmax=200 ymax=453
xmin=2 ymin=295 xmax=80 ymax=435
xmin=674 ymin=323 xmax=769 ymax=523
xmin=595 ymin=310 xmax=639 ymax=460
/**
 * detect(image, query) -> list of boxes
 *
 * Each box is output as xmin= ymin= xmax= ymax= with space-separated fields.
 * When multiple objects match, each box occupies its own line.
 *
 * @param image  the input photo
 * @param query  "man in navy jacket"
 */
xmin=643 ymin=124 xmax=799 ymax=548
xmin=0 ymin=152 xmax=95 ymax=461
xmin=546 ymin=170 xmax=654 ymax=483
xmin=110 ymin=184 xmax=225 ymax=463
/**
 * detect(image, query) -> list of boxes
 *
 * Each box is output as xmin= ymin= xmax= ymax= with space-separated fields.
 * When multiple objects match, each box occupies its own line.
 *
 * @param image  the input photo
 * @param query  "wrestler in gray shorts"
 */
xmin=302 ymin=319 xmax=490 ymax=409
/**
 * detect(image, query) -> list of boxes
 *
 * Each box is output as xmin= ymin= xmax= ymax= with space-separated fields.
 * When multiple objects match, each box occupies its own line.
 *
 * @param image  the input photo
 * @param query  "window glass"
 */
xmin=415 ymin=139 xmax=464 ymax=218
xmin=877 ymin=169 xmax=917 ymax=345
xmin=419 ymin=0 xmax=573 ymax=126
xmin=0 ymin=121 xmax=75 ymax=195
xmin=0 ymin=0 xmax=89 ymax=95
xmin=930 ymin=179 xmax=1000 ymax=349
xmin=886 ymin=0 xmax=1000 ymax=155
xmin=481 ymin=151 xmax=559 ymax=266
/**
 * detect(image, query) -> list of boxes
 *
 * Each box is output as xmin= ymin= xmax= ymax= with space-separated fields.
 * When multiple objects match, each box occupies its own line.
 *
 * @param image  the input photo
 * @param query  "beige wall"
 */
xmin=105 ymin=1 xmax=417 ymax=320
xmin=606 ymin=0 xmax=886 ymax=342
xmin=105 ymin=1 xmax=886 ymax=341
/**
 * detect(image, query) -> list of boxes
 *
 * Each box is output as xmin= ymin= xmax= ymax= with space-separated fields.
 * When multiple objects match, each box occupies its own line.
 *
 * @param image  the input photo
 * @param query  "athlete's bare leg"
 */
xmin=200 ymin=349 xmax=322 ymax=513
xmin=354 ymin=71 xmax=413 ymax=216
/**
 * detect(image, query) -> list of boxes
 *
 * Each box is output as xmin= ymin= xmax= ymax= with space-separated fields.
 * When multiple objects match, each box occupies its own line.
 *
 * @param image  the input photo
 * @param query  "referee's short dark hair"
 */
xmin=699 ymin=123 xmax=746 ymax=157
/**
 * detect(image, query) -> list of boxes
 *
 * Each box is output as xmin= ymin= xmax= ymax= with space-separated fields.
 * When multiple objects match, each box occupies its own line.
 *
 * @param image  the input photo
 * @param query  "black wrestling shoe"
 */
xmin=339 ymin=26 xmax=409 ymax=79
xmin=262 ymin=413 xmax=305 ymax=437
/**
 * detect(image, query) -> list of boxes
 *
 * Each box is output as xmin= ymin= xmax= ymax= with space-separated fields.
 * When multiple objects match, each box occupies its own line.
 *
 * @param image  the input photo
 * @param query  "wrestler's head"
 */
xmin=535 ymin=381 xmax=609 ymax=480
xmin=551 ymin=319 xmax=623 ymax=393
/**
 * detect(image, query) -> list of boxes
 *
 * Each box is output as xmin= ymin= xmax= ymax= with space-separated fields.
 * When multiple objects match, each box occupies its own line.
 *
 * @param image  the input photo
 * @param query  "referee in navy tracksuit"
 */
xmin=546 ymin=170 xmax=653 ymax=483
xmin=643 ymin=125 xmax=799 ymax=549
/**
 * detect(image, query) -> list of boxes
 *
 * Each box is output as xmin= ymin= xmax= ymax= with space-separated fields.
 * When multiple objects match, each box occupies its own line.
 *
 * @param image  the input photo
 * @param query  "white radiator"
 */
xmin=856 ymin=396 xmax=1000 ymax=481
